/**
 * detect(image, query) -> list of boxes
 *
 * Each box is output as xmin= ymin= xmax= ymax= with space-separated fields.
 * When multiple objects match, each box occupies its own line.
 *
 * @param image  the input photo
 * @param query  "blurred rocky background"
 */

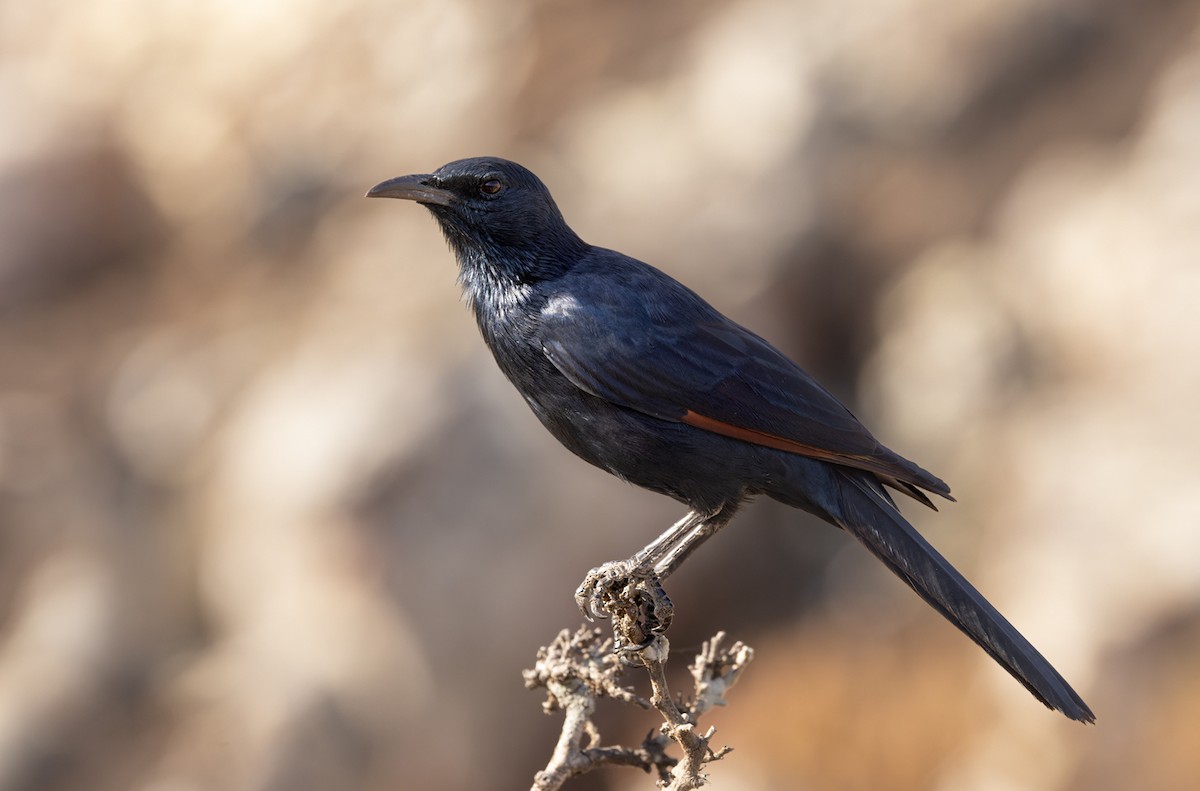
xmin=1 ymin=0 xmax=1198 ymax=789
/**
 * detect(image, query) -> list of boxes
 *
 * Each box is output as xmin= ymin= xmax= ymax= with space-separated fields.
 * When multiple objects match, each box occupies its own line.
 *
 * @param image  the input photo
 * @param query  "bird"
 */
xmin=367 ymin=156 xmax=1095 ymax=723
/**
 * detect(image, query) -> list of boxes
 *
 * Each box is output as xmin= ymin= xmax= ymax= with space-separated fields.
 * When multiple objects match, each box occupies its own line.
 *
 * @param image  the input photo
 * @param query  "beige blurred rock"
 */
xmin=0 ymin=554 xmax=115 ymax=787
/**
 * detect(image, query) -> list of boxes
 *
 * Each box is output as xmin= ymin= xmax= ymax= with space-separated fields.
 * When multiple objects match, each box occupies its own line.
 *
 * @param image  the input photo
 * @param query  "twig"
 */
xmin=524 ymin=627 xmax=673 ymax=790
xmin=689 ymin=631 xmax=755 ymax=721
xmin=525 ymin=598 xmax=754 ymax=789
xmin=638 ymin=632 xmax=753 ymax=790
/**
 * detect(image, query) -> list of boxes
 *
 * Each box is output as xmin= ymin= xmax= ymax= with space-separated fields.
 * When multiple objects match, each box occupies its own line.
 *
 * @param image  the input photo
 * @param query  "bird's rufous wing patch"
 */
xmin=681 ymin=409 xmax=932 ymax=488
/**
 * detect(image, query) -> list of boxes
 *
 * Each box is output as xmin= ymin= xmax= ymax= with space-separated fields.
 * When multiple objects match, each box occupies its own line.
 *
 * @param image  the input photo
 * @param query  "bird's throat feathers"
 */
xmin=433 ymin=213 xmax=586 ymax=321
xmin=453 ymin=244 xmax=538 ymax=321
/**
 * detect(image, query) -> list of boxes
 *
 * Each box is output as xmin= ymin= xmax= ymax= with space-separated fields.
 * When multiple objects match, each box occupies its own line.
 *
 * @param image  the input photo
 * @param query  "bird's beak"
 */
xmin=365 ymin=174 xmax=454 ymax=206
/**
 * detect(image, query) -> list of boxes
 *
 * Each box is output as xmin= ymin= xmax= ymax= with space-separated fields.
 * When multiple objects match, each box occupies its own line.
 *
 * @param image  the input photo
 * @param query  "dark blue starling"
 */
xmin=367 ymin=157 xmax=1094 ymax=723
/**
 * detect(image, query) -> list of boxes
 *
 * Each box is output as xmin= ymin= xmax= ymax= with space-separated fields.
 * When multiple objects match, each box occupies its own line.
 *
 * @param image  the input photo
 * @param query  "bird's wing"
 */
xmin=538 ymin=273 xmax=951 ymax=502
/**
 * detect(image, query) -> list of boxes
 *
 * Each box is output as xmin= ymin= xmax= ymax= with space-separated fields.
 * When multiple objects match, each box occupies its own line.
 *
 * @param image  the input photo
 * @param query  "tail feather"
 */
xmin=834 ymin=471 xmax=1095 ymax=723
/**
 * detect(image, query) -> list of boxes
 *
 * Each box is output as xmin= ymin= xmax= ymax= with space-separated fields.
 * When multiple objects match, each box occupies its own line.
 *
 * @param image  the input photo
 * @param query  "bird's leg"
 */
xmin=574 ymin=511 xmax=705 ymax=622
xmin=652 ymin=508 xmax=736 ymax=579
xmin=574 ymin=504 xmax=737 ymax=652
xmin=632 ymin=510 xmax=709 ymax=568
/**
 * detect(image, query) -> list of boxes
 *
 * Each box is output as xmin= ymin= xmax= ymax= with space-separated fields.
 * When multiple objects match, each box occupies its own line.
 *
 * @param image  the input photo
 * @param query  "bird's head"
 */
xmin=367 ymin=157 xmax=587 ymax=281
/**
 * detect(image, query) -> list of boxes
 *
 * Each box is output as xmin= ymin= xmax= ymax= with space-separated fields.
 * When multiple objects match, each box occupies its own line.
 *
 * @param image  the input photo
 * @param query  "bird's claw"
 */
xmin=575 ymin=560 xmax=674 ymax=653
xmin=575 ymin=559 xmax=633 ymax=620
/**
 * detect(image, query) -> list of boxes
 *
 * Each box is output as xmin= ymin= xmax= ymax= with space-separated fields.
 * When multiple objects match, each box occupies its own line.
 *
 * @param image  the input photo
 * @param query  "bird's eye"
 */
xmin=480 ymin=179 xmax=504 ymax=196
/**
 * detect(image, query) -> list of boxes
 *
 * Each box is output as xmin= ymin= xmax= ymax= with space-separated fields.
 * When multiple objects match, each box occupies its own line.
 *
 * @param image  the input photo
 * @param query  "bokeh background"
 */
xmin=2 ymin=1 xmax=1199 ymax=789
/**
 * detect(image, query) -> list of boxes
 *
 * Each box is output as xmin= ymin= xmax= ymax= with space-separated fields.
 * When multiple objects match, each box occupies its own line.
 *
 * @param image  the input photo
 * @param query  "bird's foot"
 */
xmin=575 ymin=559 xmax=632 ymax=620
xmin=575 ymin=561 xmax=674 ymax=654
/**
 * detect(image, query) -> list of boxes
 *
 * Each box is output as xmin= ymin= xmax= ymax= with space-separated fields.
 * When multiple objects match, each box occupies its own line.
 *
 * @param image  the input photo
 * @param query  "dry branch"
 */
xmin=525 ymin=615 xmax=753 ymax=790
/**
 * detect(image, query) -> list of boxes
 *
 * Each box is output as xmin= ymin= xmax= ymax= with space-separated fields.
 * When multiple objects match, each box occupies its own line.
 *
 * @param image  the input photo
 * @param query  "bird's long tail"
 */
xmin=832 ymin=471 xmax=1095 ymax=722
